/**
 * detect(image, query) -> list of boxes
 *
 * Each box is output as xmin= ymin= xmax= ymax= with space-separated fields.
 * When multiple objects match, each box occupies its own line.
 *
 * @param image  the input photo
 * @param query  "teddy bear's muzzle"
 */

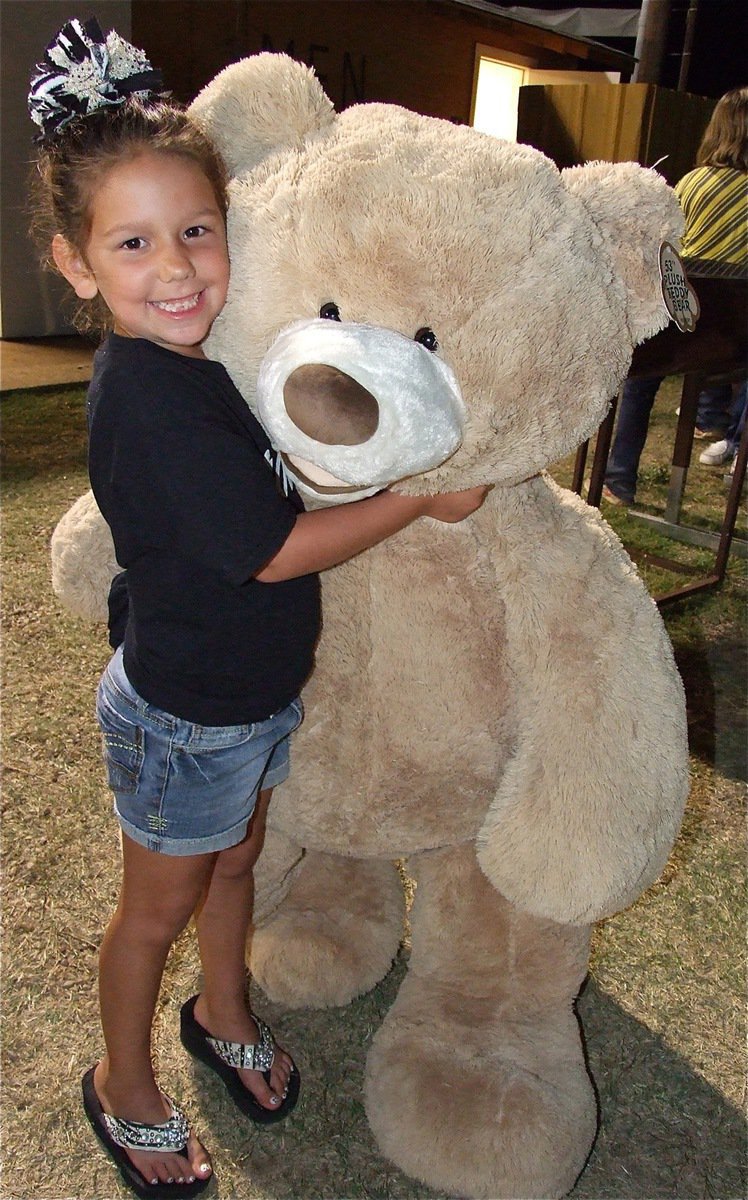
xmin=256 ymin=317 xmax=466 ymax=501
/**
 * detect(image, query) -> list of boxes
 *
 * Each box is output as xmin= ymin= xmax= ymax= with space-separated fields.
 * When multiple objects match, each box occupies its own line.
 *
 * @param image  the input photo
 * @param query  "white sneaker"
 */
xmin=698 ymin=438 xmax=735 ymax=466
xmin=601 ymin=484 xmax=626 ymax=506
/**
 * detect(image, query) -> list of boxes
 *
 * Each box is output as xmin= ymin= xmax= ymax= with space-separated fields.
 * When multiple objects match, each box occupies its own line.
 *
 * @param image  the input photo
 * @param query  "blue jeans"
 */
xmin=696 ymin=385 xmax=735 ymax=434
xmin=605 ymin=377 xmax=740 ymax=504
xmin=724 ymin=380 xmax=747 ymax=452
xmin=604 ymin=376 xmax=661 ymax=505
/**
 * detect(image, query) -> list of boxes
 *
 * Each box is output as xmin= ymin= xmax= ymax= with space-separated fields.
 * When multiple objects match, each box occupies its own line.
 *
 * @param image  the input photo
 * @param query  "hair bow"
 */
xmin=28 ymin=16 xmax=163 ymax=143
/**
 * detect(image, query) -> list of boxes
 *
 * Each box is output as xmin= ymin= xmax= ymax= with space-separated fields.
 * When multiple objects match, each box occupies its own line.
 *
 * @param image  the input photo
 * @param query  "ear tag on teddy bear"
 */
xmin=659 ymin=241 xmax=700 ymax=333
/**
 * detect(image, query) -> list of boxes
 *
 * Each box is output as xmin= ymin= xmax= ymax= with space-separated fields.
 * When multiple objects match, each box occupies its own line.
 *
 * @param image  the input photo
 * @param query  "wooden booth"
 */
xmin=517 ymin=81 xmax=716 ymax=186
xmin=129 ymin=0 xmax=634 ymax=121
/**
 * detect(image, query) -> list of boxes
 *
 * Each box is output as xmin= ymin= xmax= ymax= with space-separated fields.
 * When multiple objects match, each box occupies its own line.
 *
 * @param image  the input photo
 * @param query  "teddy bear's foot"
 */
xmin=250 ymin=850 xmax=405 ymax=1008
xmin=364 ymin=845 xmax=597 ymax=1199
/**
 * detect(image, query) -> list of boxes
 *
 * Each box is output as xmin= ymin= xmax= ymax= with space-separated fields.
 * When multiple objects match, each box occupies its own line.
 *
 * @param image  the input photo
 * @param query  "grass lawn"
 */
xmin=2 ymin=378 xmax=746 ymax=1199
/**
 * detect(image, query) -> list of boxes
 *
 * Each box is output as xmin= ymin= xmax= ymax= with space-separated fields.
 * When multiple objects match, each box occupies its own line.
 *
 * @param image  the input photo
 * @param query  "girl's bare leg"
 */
xmin=193 ymin=789 xmax=294 ymax=1108
xmin=94 ymin=834 xmax=214 ymax=1187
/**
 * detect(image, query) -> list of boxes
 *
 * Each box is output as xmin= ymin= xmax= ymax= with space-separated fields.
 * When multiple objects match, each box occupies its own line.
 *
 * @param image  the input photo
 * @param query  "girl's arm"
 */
xmin=256 ymin=486 xmax=490 ymax=582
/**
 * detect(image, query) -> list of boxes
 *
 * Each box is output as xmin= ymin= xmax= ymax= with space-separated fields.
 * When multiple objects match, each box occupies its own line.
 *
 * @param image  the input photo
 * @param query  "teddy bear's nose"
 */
xmin=283 ymin=364 xmax=379 ymax=445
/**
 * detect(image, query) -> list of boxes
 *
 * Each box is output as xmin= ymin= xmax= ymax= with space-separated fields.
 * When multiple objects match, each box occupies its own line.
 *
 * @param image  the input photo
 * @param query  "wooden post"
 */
xmin=633 ymin=0 xmax=671 ymax=84
xmin=677 ymin=0 xmax=700 ymax=91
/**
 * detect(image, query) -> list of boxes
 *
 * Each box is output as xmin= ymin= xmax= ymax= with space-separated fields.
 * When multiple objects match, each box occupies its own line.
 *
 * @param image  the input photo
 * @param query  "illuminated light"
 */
xmin=472 ymin=58 xmax=527 ymax=142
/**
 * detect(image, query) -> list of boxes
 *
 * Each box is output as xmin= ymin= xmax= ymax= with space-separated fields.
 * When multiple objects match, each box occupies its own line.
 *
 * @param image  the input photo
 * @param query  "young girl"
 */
xmin=29 ymin=20 xmax=488 ymax=1200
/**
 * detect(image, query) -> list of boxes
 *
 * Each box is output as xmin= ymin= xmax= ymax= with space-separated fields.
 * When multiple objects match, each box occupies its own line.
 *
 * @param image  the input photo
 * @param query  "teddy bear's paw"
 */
xmin=250 ymin=852 xmax=405 ymax=1008
xmin=364 ymin=987 xmax=597 ymax=1199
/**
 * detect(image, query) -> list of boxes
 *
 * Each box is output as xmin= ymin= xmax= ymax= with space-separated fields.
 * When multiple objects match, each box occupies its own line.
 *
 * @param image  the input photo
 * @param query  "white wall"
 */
xmin=1 ymin=0 xmax=132 ymax=337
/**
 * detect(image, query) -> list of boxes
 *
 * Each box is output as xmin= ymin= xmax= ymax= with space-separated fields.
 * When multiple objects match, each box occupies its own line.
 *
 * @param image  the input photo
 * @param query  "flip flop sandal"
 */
xmin=81 ymin=1067 xmax=211 ymax=1199
xmin=179 ymin=995 xmax=300 ymax=1124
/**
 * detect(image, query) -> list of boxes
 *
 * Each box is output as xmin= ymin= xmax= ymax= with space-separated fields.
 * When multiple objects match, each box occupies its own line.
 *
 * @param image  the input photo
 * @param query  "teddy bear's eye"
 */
xmin=319 ymin=302 xmax=341 ymax=321
xmin=414 ymin=327 xmax=439 ymax=352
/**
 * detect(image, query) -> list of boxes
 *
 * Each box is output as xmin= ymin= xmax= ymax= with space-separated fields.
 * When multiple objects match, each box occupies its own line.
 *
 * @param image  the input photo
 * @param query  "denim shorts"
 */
xmin=95 ymin=646 xmax=303 ymax=856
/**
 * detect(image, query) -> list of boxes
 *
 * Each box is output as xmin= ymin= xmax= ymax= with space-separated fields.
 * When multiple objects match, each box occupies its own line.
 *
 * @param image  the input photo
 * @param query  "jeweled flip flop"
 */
xmin=81 ymin=1067 xmax=211 ymax=1199
xmin=179 ymin=995 xmax=300 ymax=1124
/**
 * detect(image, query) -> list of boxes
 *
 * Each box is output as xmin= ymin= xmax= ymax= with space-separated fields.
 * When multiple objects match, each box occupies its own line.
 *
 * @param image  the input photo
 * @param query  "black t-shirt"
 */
xmin=87 ymin=334 xmax=320 ymax=724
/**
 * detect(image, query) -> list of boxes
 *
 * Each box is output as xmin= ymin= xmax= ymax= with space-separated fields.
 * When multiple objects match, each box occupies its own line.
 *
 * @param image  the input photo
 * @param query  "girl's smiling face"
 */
xmin=54 ymin=150 xmax=229 ymax=357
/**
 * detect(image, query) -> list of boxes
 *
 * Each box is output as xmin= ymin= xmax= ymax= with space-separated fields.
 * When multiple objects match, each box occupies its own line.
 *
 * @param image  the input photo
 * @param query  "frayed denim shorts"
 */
xmin=95 ymin=646 xmax=303 ymax=856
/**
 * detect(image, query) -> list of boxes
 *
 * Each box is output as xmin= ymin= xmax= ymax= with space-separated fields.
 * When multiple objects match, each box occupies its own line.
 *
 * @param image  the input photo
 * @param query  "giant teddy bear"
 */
xmin=52 ymin=54 xmax=690 ymax=1200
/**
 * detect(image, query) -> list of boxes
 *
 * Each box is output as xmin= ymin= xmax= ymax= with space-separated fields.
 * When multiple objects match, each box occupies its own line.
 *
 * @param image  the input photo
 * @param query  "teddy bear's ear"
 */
xmin=561 ymin=161 xmax=684 ymax=344
xmin=188 ymin=52 xmax=335 ymax=177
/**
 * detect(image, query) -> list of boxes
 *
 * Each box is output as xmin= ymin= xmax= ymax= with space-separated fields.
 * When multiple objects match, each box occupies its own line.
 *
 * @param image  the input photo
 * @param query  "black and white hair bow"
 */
xmin=28 ymin=16 xmax=163 ymax=143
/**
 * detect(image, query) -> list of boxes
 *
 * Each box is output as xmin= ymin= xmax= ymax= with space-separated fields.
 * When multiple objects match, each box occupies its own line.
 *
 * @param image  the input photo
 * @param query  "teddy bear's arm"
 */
xmin=51 ymin=490 xmax=119 ymax=622
xmin=477 ymin=474 xmax=688 ymax=925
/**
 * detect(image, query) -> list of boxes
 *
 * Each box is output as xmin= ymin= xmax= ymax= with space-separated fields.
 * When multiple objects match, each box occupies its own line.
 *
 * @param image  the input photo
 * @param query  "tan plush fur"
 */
xmin=51 ymin=54 xmax=689 ymax=1198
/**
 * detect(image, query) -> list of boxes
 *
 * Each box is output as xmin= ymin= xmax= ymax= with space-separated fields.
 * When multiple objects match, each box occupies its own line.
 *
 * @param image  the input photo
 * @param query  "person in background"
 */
xmin=698 ymin=379 xmax=747 ymax=469
xmin=602 ymin=86 xmax=748 ymax=506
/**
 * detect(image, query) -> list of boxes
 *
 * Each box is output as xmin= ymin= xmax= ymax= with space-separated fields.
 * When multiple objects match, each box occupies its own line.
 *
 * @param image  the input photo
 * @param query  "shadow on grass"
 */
xmin=1 ymin=384 xmax=88 ymax=484
xmin=670 ymin=622 xmax=748 ymax=783
xmin=575 ymin=981 xmax=746 ymax=1199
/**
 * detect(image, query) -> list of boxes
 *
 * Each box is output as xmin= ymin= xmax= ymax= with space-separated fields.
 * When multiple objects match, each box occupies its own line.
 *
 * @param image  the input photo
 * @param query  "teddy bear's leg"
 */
xmin=250 ymin=850 xmax=405 ymax=1008
xmin=250 ymin=825 xmax=305 ymax=927
xmin=364 ymin=843 xmax=597 ymax=1200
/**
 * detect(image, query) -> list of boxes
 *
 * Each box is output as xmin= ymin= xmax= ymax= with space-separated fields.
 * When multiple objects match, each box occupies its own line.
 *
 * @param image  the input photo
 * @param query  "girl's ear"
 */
xmin=51 ymin=234 xmax=98 ymax=299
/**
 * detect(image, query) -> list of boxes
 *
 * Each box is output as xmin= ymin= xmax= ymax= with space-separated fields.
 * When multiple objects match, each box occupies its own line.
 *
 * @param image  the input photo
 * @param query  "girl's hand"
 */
xmin=420 ymin=485 xmax=492 ymax=523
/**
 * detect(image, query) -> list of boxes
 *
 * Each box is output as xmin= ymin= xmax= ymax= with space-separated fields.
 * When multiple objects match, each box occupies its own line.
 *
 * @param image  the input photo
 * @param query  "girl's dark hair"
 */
xmin=696 ymin=86 xmax=748 ymax=173
xmin=29 ymin=96 xmax=229 ymax=332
